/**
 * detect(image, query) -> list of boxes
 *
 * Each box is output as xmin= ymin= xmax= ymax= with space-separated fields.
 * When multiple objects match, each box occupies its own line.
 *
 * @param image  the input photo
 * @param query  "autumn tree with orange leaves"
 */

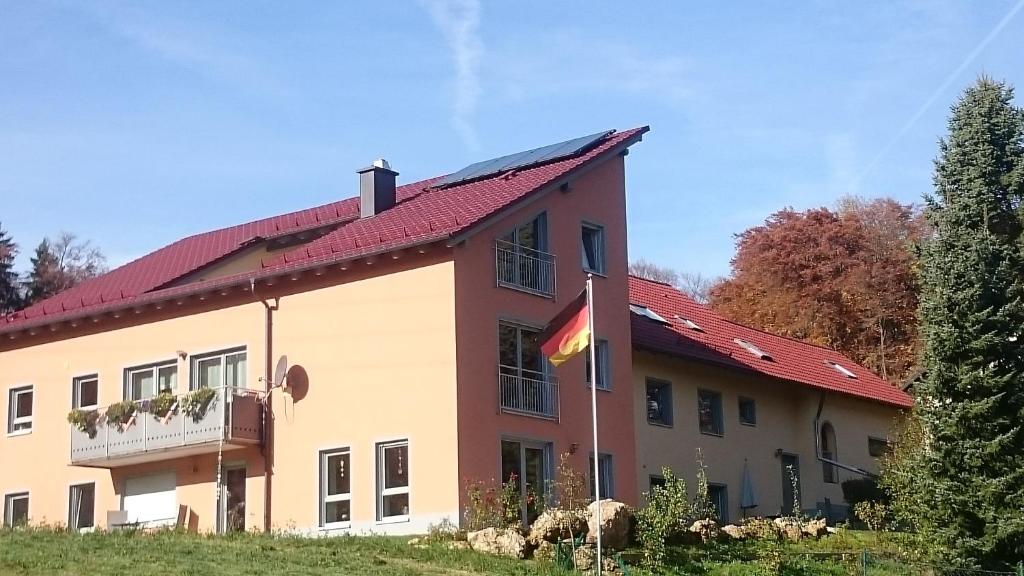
xmin=709 ymin=197 xmax=926 ymax=382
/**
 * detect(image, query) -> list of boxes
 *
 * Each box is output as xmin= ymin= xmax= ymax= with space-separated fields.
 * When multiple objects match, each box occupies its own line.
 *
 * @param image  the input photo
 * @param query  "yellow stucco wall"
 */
xmin=0 ymin=257 xmax=459 ymax=534
xmin=632 ymin=350 xmax=903 ymax=522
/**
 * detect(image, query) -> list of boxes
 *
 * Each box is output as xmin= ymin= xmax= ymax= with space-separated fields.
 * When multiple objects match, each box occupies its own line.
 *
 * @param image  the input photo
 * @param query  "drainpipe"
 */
xmin=252 ymin=278 xmax=279 ymax=533
xmin=813 ymin=391 xmax=875 ymax=478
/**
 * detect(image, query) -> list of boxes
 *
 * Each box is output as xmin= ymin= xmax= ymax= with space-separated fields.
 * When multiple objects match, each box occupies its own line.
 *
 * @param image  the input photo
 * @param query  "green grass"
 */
xmin=0 ymin=527 xmax=904 ymax=576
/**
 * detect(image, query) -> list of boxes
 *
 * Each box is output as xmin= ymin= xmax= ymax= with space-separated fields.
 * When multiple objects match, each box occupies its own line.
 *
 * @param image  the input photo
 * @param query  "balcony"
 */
xmin=498 ymin=365 xmax=559 ymax=420
xmin=70 ymin=387 xmax=261 ymax=468
xmin=495 ymin=240 xmax=556 ymax=297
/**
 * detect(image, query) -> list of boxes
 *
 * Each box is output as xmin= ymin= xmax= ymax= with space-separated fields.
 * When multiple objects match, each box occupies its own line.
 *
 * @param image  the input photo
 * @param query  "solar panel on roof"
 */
xmin=433 ymin=129 xmax=614 ymax=188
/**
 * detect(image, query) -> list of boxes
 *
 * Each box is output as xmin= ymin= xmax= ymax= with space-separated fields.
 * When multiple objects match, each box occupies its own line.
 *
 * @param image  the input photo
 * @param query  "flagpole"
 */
xmin=587 ymin=274 xmax=602 ymax=576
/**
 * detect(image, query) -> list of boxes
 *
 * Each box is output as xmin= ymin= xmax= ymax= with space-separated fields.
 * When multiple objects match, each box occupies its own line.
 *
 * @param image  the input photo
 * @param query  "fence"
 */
xmin=793 ymin=552 xmax=1024 ymax=576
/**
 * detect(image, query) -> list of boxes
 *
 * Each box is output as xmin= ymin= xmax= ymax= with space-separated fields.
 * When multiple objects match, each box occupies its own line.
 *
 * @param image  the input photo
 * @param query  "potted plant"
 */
xmin=67 ymin=408 xmax=101 ymax=439
xmin=149 ymin=391 xmax=177 ymax=421
xmin=182 ymin=387 xmax=217 ymax=422
xmin=105 ymin=400 xmax=138 ymax=432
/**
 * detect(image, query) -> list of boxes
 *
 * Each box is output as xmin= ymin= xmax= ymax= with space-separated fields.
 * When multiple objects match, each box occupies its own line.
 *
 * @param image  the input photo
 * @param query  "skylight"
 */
xmin=827 ymin=361 xmax=858 ymax=379
xmin=733 ymin=338 xmax=772 ymax=361
xmin=630 ymin=304 xmax=670 ymax=324
xmin=675 ymin=315 xmax=703 ymax=331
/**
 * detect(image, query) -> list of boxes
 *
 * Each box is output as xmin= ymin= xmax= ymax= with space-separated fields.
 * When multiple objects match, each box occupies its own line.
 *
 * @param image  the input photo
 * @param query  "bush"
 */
xmin=635 ymin=467 xmax=695 ymax=569
xmin=463 ymin=475 xmax=520 ymax=531
xmin=841 ymin=477 xmax=887 ymax=509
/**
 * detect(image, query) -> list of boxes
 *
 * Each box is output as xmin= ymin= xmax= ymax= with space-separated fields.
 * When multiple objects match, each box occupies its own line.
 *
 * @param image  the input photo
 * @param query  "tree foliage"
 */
xmin=22 ymin=232 xmax=106 ymax=306
xmin=708 ymin=198 xmax=925 ymax=381
xmin=0 ymin=222 xmax=19 ymax=314
xmin=911 ymin=77 xmax=1024 ymax=569
xmin=629 ymin=258 xmax=719 ymax=304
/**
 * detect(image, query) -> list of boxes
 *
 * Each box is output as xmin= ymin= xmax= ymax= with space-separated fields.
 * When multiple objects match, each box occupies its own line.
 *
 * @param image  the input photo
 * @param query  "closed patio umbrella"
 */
xmin=740 ymin=459 xmax=758 ymax=516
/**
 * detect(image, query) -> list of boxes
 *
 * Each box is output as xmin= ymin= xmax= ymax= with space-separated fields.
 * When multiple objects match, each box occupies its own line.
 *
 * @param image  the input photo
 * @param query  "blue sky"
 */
xmin=2 ymin=1 xmax=1023 ymax=278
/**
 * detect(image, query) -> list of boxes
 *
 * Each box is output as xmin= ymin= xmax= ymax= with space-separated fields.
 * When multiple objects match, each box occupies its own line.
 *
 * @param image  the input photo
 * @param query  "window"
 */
xmin=124 ymin=362 xmax=177 ymax=400
xmin=734 ymin=338 xmax=772 ymax=361
xmin=589 ymin=453 xmax=614 ymax=499
xmin=3 ymin=492 xmax=28 ymax=527
xmin=498 ymin=322 xmax=556 ymax=417
xmin=646 ymin=379 xmax=673 ymax=426
xmin=319 ymin=448 xmax=351 ymax=527
xmin=7 ymin=386 xmax=33 ymax=434
xmin=738 ymin=397 xmax=756 ymax=426
xmin=586 ymin=339 xmax=611 ymax=390
xmin=827 ymin=361 xmax=857 ymax=379
xmin=68 ymin=483 xmax=95 ymax=530
xmin=698 ymin=390 xmax=724 ymax=436
xmin=581 ymin=223 xmax=605 ymax=274
xmin=72 ymin=376 xmax=99 ymax=410
xmin=675 ymin=316 xmax=703 ymax=331
xmin=501 ymin=439 xmax=552 ymax=525
xmin=649 ymin=476 xmax=666 ymax=491
xmin=708 ymin=484 xmax=729 ymax=523
xmin=868 ymin=437 xmax=890 ymax=458
xmin=630 ymin=304 xmax=670 ymax=324
xmin=496 ymin=213 xmax=553 ymax=296
xmin=377 ymin=440 xmax=409 ymax=521
xmin=191 ymin=348 xmax=246 ymax=391
xmin=821 ymin=422 xmax=838 ymax=484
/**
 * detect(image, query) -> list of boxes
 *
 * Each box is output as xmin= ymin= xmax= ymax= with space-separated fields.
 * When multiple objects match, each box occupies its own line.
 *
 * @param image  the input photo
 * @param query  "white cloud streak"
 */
xmin=420 ymin=0 xmax=483 ymax=151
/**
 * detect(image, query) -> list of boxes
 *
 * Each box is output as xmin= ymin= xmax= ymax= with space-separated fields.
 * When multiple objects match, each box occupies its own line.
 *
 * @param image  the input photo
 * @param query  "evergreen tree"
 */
xmin=24 ymin=238 xmax=63 ymax=304
xmin=0 ymin=222 xmax=20 ymax=314
xmin=915 ymin=77 xmax=1024 ymax=568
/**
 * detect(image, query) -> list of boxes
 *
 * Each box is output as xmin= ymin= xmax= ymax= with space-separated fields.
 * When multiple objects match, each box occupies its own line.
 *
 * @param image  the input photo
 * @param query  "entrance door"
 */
xmin=780 ymin=454 xmax=801 ymax=516
xmin=501 ymin=439 xmax=551 ymax=525
xmin=218 ymin=464 xmax=246 ymax=533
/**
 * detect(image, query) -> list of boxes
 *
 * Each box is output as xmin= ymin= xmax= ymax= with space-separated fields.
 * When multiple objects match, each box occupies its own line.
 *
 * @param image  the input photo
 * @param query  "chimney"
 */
xmin=358 ymin=159 xmax=398 ymax=218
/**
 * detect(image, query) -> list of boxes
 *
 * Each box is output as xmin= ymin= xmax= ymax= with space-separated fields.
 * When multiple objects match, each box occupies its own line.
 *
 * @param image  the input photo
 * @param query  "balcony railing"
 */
xmin=498 ymin=365 xmax=559 ymax=419
xmin=69 ymin=386 xmax=261 ymax=468
xmin=495 ymin=240 xmax=556 ymax=297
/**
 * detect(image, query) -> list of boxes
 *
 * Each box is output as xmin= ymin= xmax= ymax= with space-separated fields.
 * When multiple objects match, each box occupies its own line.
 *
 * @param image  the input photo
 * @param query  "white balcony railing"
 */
xmin=495 ymin=240 xmax=556 ymax=297
xmin=499 ymin=365 xmax=559 ymax=419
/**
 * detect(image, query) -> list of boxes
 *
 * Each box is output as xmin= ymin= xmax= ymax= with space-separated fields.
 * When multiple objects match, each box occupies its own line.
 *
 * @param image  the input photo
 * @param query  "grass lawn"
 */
xmin=0 ymin=527 xmax=904 ymax=576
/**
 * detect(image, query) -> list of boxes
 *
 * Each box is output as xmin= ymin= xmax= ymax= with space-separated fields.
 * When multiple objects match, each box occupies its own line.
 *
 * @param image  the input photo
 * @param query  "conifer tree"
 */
xmin=915 ymin=77 xmax=1024 ymax=568
xmin=24 ymin=238 xmax=62 ymax=303
xmin=0 ymin=223 xmax=20 ymax=314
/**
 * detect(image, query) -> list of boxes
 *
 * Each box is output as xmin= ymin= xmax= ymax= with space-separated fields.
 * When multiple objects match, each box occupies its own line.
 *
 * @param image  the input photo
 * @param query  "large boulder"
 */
xmin=802 ymin=517 xmax=828 ymax=539
xmin=721 ymin=524 xmax=746 ymax=540
xmin=773 ymin=517 xmax=804 ymax=542
xmin=688 ymin=519 xmax=720 ymax=542
xmin=527 ymin=509 xmax=588 ymax=545
xmin=533 ymin=540 xmax=556 ymax=563
xmin=586 ymin=500 xmax=633 ymax=551
xmin=467 ymin=527 xmax=530 ymax=559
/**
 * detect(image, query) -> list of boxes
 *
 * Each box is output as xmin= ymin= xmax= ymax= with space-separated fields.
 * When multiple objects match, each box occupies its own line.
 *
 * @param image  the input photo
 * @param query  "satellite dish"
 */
xmin=273 ymin=355 xmax=289 ymax=391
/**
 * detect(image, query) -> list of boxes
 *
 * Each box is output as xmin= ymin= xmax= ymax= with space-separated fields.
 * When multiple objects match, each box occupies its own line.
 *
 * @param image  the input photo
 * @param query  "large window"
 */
xmin=646 ymin=379 xmax=673 ymax=426
xmin=68 ymin=483 xmax=95 ymax=531
xmin=698 ymin=390 xmax=724 ymax=436
xmin=191 ymin=348 xmax=246 ymax=391
xmin=581 ymin=223 xmax=605 ymax=274
xmin=7 ymin=386 xmax=33 ymax=435
xmin=709 ymin=484 xmax=729 ymax=523
xmin=821 ymin=423 xmax=838 ymax=484
xmin=738 ymin=397 xmax=756 ymax=426
xmin=501 ymin=439 xmax=551 ymax=525
xmin=72 ymin=375 xmax=99 ymax=410
xmin=124 ymin=362 xmax=177 ymax=401
xmin=3 ymin=492 xmax=28 ymax=527
xmin=586 ymin=339 xmax=610 ymax=390
xmin=319 ymin=448 xmax=351 ymax=527
xmin=377 ymin=440 xmax=409 ymax=521
xmin=589 ymin=453 xmax=614 ymax=500
xmin=498 ymin=322 xmax=557 ymax=417
xmin=868 ymin=437 xmax=890 ymax=458
xmin=496 ymin=213 xmax=553 ymax=296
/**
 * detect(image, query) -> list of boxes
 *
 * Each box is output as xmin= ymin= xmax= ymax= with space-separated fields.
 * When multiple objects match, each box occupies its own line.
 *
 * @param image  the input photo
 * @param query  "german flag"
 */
xmin=540 ymin=289 xmax=591 ymax=366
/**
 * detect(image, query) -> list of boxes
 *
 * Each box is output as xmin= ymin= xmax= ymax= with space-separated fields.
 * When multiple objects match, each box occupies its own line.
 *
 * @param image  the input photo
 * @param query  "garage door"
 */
xmin=123 ymin=472 xmax=177 ymax=527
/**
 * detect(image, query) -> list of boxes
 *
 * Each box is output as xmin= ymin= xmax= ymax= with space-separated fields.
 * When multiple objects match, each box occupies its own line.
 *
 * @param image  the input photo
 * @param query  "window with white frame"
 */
xmin=72 ymin=375 xmax=99 ymax=410
xmin=377 ymin=440 xmax=409 ymax=521
xmin=586 ymin=339 xmax=611 ymax=390
xmin=7 ymin=386 xmax=33 ymax=434
xmin=3 ymin=492 xmax=29 ymax=527
xmin=191 ymin=348 xmax=246 ymax=391
xmin=68 ymin=483 xmax=95 ymax=530
xmin=589 ymin=453 xmax=614 ymax=499
xmin=581 ymin=223 xmax=605 ymax=274
xmin=124 ymin=361 xmax=177 ymax=401
xmin=319 ymin=448 xmax=351 ymax=527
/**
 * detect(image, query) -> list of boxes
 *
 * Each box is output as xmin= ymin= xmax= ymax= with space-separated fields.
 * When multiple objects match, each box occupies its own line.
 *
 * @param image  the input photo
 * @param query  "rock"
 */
xmin=802 ymin=517 xmax=828 ymax=539
xmin=773 ymin=517 xmax=803 ymax=542
xmin=527 ymin=509 xmax=588 ymax=545
xmin=533 ymin=540 xmax=556 ymax=562
xmin=688 ymin=519 xmax=720 ymax=542
xmin=573 ymin=545 xmax=595 ymax=571
xmin=586 ymin=500 xmax=633 ymax=551
xmin=602 ymin=556 xmax=621 ymax=573
xmin=743 ymin=518 xmax=781 ymax=540
xmin=721 ymin=524 xmax=746 ymax=540
xmin=446 ymin=541 xmax=471 ymax=551
xmin=467 ymin=527 xmax=529 ymax=559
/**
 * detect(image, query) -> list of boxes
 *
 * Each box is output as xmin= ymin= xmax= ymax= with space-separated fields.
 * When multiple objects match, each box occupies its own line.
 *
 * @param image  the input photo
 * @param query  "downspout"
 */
xmin=252 ymin=278 xmax=279 ymax=533
xmin=813 ymin=391 xmax=875 ymax=478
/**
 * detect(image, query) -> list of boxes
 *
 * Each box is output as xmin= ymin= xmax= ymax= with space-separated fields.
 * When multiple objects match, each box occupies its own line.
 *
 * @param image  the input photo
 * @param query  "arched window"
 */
xmin=821 ymin=422 xmax=838 ymax=484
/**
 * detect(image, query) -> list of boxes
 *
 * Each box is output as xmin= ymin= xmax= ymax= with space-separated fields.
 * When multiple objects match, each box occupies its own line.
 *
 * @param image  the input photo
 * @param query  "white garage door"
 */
xmin=123 ymin=472 xmax=177 ymax=527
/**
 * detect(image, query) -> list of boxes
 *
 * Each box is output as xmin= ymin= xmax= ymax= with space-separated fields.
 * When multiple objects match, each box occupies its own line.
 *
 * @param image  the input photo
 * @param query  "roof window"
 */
xmin=733 ymin=338 xmax=772 ymax=361
xmin=827 ymin=361 xmax=857 ymax=379
xmin=675 ymin=315 xmax=703 ymax=332
xmin=630 ymin=304 xmax=670 ymax=324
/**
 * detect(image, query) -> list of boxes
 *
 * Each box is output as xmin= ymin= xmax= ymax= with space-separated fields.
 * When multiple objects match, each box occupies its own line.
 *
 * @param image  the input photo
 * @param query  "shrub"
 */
xmin=148 ymin=392 xmax=177 ymax=421
xmin=181 ymin=388 xmax=217 ymax=421
xmin=841 ymin=477 xmax=887 ymax=510
xmin=635 ymin=467 xmax=694 ymax=569
xmin=105 ymin=400 xmax=137 ymax=432
xmin=67 ymin=408 xmax=101 ymax=438
xmin=548 ymin=452 xmax=588 ymax=512
xmin=463 ymin=475 xmax=520 ymax=531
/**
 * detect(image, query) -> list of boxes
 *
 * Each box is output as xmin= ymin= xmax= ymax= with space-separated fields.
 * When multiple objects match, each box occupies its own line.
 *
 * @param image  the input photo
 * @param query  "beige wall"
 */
xmin=633 ymin=351 xmax=903 ymax=522
xmin=0 ymin=255 xmax=460 ymax=535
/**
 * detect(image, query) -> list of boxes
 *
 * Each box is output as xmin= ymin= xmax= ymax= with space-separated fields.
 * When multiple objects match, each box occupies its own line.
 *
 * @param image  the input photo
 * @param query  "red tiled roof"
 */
xmin=2 ymin=127 xmax=648 ymax=333
xmin=628 ymin=275 xmax=913 ymax=408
